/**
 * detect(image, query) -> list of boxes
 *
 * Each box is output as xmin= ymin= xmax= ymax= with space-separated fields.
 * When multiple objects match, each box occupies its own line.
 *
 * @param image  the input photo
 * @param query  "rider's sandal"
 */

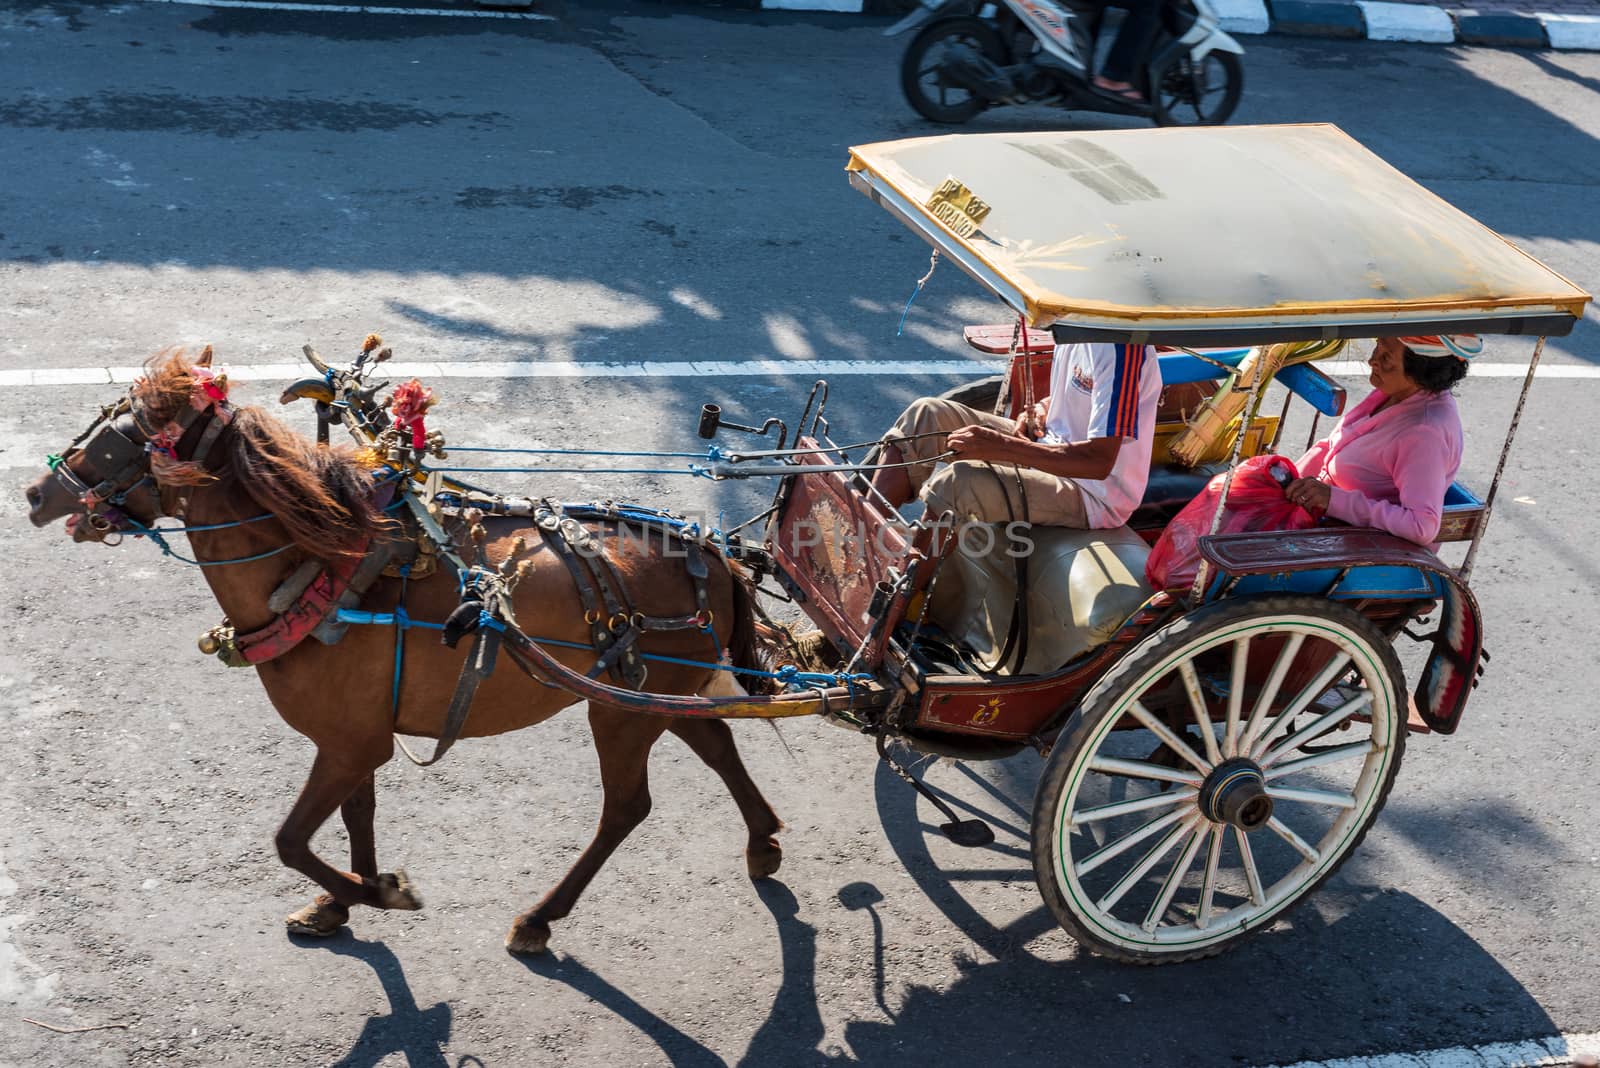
xmin=1092 ymin=77 xmax=1146 ymax=103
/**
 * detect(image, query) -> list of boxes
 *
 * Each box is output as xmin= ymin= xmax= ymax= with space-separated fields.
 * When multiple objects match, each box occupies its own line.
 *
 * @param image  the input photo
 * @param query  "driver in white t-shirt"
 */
xmin=869 ymin=342 xmax=1162 ymax=530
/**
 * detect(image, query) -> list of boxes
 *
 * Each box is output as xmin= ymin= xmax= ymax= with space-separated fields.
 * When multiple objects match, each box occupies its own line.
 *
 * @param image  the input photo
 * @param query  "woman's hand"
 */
xmin=1285 ymin=477 xmax=1332 ymax=512
xmin=946 ymin=424 xmax=1015 ymax=464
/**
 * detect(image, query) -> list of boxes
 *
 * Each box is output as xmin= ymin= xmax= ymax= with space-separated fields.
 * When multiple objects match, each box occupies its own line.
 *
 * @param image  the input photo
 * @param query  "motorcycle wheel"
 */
xmin=900 ymin=17 xmax=1008 ymax=125
xmin=1150 ymin=49 xmax=1243 ymax=126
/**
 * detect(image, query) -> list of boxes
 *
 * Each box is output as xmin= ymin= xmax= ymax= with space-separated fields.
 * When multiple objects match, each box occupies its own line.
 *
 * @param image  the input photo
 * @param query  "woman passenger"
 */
xmin=1282 ymin=334 xmax=1476 ymax=546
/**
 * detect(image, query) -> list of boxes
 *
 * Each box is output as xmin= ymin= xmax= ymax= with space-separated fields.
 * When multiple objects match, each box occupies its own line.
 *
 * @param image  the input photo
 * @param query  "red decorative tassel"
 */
xmin=390 ymin=379 xmax=435 ymax=450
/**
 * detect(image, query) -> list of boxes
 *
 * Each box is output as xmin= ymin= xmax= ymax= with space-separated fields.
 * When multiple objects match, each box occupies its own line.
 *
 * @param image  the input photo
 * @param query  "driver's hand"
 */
xmin=947 ymin=424 xmax=1012 ymax=463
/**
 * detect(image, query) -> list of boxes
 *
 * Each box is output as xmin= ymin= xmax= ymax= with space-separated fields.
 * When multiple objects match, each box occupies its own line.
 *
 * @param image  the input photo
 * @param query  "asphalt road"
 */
xmin=2 ymin=2 xmax=1599 ymax=1066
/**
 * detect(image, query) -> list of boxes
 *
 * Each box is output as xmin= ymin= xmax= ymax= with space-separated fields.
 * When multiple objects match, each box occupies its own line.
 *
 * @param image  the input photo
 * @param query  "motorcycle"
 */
xmin=888 ymin=0 xmax=1244 ymax=126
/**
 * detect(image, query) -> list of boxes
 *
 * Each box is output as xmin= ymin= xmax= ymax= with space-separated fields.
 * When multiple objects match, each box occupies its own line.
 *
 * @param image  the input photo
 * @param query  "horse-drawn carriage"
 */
xmin=26 ymin=124 xmax=1589 ymax=963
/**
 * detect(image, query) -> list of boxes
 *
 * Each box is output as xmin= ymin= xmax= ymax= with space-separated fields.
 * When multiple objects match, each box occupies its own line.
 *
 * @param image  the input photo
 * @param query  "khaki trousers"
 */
xmin=885 ymin=397 xmax=1090 ymax=528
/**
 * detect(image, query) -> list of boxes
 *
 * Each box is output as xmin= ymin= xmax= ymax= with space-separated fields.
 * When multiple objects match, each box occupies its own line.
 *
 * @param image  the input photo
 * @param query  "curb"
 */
xmin=755 ymin=0 xmax=1600 ymax=50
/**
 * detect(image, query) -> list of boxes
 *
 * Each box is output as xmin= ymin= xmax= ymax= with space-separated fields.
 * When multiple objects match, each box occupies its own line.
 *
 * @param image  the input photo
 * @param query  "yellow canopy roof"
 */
xmin=847 ymin=125 xmax=1590 ymax=344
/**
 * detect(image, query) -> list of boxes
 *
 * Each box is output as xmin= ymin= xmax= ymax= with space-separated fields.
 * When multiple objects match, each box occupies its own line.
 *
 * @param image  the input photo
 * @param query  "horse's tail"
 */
xmin=726 ymin=561 xmax=781 ymax=696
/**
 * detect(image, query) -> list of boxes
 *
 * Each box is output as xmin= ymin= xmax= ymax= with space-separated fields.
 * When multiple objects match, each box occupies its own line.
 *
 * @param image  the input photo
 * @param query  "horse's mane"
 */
xmin=136 ymin=351 xmax=389 ymax=559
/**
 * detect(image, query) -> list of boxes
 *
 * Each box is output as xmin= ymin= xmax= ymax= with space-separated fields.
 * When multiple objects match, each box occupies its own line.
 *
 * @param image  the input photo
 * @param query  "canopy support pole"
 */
xmin=1459 ymin=335 xmax=1546 ymax=584
xmin=1188 ymin=358 xmax=1271 ymax=604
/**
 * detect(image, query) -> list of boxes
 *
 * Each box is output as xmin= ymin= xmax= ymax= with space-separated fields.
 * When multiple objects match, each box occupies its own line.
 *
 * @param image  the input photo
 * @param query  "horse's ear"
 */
xmin=196 ymin=344 xmax=214 ymax=368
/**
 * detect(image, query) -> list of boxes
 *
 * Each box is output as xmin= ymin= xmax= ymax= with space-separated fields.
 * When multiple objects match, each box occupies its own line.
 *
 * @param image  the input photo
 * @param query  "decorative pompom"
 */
xmin=390 ymin=379 xmax=436 ymax=449
xmin=362 ymin=333 xmax=383 ymax=354
xmin=189 ymin=365 xmax=233 ymax=424
xmin=390 ymin=379 xmax=435 ymax=423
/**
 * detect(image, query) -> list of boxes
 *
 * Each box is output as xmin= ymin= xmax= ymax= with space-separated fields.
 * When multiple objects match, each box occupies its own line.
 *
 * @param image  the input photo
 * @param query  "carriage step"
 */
xmin=876 ymin=734 xmax=995 ymax=848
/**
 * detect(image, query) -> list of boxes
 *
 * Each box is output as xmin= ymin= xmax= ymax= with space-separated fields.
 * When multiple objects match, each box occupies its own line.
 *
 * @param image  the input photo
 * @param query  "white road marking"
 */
xmin=1321 ymin=360 xmax=1600 ymax=379
xmin=1255 ymin=1031 xmax=1600 ymax=1068
xmin=138 ymin=0 xmax=557 ymax=20
xmin=0 ymin=359 xmax=1596 ymax=387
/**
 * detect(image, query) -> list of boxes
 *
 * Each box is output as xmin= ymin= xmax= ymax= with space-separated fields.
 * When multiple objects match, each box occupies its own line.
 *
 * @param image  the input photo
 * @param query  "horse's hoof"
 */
xmin=285 ymin=895 xmax=349 ymax=937
xmin=505 ymin=917 xmax=552 ymax=956
xmin=375 ymin=869 xmax=424 ymax=911
xmin=747 ymin=838 xmax=783 ymax=880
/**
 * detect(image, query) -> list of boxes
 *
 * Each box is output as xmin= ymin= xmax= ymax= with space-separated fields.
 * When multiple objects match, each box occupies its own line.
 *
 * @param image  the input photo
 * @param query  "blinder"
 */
xmin=50 ymin=386 xmax=219 ymax=539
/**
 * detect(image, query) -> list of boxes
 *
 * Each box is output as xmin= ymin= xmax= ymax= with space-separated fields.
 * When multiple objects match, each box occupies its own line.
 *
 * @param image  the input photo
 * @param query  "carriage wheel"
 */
xmin=1031 ymin=595 xmax=1406 ymax=964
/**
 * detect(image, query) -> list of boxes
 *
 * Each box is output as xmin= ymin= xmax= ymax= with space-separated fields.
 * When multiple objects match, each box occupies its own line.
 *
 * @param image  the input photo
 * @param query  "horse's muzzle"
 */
xmin=24 ymin=473 xmax=70 ymax=528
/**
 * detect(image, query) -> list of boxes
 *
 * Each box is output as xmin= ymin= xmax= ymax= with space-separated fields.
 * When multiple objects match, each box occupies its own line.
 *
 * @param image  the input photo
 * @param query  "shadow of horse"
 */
xmin=299 ymin=933 xmax=471 ymax=1068
xmin=516 ymin=949 xmax=729 ymax=1068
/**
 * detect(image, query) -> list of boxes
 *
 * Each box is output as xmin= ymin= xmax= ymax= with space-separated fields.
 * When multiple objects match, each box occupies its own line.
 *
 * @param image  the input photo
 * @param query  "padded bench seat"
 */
xmin=1130 ymin=462 xmax=1226 ymax=532
xmin=926 ymin=524 xmax=1154 ymax=676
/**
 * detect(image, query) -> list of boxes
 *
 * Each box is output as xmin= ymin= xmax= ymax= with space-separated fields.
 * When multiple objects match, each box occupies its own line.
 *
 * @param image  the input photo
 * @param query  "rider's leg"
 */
xmin=923 ymin=461 xmax=1091 ymax=528
xmin=1096 ymin=0 xmax=1163 ymax=97
xmin=868 ymin=398 xmax=1015 ymax=509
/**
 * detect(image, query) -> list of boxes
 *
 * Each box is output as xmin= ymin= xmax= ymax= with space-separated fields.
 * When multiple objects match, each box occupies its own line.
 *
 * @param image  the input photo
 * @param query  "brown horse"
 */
xmin=23 ymin=349 xmax=786 ymax=954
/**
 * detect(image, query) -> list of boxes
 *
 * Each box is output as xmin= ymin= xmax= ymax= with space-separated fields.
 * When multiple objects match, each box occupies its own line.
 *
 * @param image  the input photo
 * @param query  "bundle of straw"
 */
xmin=1168 ymin=339 xmax=1345 ymax=467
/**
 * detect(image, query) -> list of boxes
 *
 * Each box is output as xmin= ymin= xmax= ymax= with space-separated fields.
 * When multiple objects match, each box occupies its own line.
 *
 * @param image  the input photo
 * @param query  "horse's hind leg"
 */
xmin=668 ymin=718 xmax=784 ymax=879
xmin=506 ymin=704 xmax=667 ymax=956
xmin=277 ymin=752 xmax=421 ymax=936
xmin=284 ymin=773 xmax=378 ymax=937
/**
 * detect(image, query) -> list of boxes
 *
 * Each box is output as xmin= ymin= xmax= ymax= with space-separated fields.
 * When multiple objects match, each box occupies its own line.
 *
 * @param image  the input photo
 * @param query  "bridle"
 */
xmin=46 ymin=367 xmax=252 ymax=554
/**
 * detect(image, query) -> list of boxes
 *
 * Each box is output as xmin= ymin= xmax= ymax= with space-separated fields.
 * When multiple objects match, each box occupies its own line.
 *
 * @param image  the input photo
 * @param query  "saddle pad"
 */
xmin=928 ymin=524 xmax=1154 ymax=676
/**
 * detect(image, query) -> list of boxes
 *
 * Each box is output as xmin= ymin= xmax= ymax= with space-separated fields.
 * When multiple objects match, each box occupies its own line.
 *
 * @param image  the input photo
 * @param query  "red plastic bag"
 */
xmin=1145 ymin=455 xmax=1319 ymax=591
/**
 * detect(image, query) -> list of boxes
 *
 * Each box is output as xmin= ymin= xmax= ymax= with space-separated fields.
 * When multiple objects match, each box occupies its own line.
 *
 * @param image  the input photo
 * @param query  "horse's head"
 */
xmin=24 ymin=346 xmax=234 ymax=543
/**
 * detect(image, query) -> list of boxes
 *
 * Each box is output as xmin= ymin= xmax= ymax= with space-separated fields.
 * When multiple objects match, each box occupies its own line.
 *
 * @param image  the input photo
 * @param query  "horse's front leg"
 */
xmin=284 ymin=773 xmax=380 ymax=937
xmin=278 ymin=754 xmax=420 ymax=936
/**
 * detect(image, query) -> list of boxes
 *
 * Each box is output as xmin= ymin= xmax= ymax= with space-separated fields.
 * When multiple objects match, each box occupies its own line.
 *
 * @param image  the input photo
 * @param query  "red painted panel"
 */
xmin=910 ymin=598 xmax=1175 ymax=739
xmin=769 ymin=443 xmax=920 ymax=666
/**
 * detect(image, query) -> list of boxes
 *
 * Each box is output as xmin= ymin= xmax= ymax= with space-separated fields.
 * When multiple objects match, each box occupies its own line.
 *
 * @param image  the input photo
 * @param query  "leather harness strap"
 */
xmin=395 ymin=589 xmax=503 ymax=767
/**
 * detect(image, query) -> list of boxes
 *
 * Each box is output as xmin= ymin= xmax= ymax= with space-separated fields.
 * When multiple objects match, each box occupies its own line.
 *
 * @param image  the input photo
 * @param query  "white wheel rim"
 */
xmin=1050 ymin=613 xmax=1400 ymax=954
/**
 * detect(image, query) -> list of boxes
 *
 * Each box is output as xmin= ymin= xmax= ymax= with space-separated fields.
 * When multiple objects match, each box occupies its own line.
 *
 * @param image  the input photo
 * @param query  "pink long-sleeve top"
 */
xmin=1294 ymin=388 xmax=1464 ymax=546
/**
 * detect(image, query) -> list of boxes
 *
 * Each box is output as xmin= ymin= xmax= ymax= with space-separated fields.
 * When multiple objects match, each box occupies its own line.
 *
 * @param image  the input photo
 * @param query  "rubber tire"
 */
xmin=937 ymin=374 xmax=1005 ymax=414
xmin=900 ymin=18 xmax=1009 ymax=125
xmin=1030 ymin=594 xmax=1407 ymax=964
xmin=1151 ymin=49 xmax=1243 ymax=127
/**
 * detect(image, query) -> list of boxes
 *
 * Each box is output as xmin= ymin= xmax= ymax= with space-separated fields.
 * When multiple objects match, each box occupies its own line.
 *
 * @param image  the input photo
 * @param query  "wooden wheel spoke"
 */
xmin=1264 ymin=740 xmax=1374 ymax=780
xmin=1223 ymin=636 xmax=1249 ymax=757
xmin=1179 ymin=660 xmax=1223 ymax=765
xmin=1266 ymin=785 xmax=1357 ymax=810
xmin=1237 ymin=633 xmax=1305 ymax=753
xmin=1076 ymin=808 xmax=1186 ymax=876
xmin=1041 ymin=599 xmax=1406 ymax=961
xmin=1259 ymin=690 xmax=1372 ymax=766
xmin=1195 ymin=825 xmax=1224 ymax=930
xmin=1127 ymin=699 xmax=1212 ymax=775
xmin=1267 ymin=816 xmax=1321 ymax=863
xmin=1249 ymin=651 xmax=1353 ymax=761
xmin=1071 ymin=787 xmax=1198 ymax=828
xmin=1142 ymin=822 xmax=1207 ymax=933
xmin=1089 ymin=756 xmax=1204 ymax=787
xmin=1235 ymin=825 xmax=1266 ymax=906
xmin=1096 ymin=814 xmax=1201 ymax=914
